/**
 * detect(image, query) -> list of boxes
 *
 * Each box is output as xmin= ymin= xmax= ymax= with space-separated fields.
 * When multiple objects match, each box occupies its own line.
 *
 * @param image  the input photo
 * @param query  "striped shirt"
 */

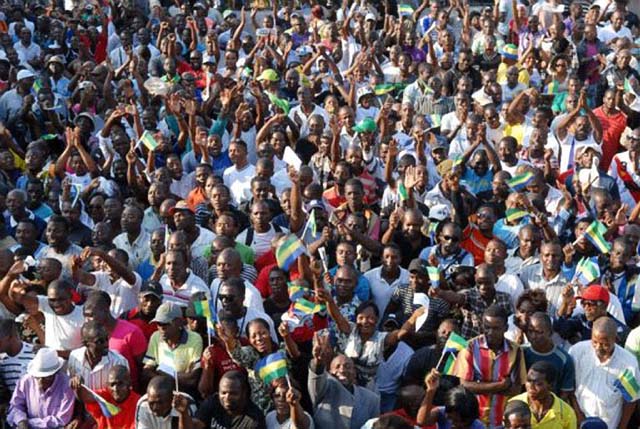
xmin=0 ymin=342 xmax=35 ymax=390
xmin=67 ymin=348 xmax=129 ymax=390
xmin=159 ymin=271 xmax=210 ymax=307
xmin=454 ymin=335 xmax=527 ymax=429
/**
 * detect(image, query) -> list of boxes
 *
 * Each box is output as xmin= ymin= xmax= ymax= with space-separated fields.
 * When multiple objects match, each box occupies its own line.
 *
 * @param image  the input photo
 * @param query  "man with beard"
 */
xmin=67 ymin=320 xmax=129 ymax=390
xmin=569 ymin=317 xmax=639 ymax=428
xmin=308 ymin=332 xmax=380 ymax=429
xmin=72 ymin=365 xmax=140 ymax=429
xmin=195 ymin=371 xmax=266 ymax=429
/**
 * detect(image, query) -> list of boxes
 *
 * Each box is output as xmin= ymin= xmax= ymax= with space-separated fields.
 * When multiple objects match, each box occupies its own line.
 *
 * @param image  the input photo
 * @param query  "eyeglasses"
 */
xmin=441 ymin=235 xmax=460 ymax=242
xmin=218 ymin=294 xmax=236 ymax=302
xmin=581 ymin=300 xmax=601 ymax=307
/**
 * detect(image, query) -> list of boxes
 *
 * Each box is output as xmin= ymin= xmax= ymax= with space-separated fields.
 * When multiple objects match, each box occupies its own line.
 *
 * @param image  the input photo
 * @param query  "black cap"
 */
xmin=140 ymin=281 xmax=163 ymax=299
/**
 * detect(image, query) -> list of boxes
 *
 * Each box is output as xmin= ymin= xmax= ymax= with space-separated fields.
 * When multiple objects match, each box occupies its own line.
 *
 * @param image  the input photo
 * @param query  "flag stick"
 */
xmin=435 ymin=350 xmax=450 ymax=372
xmin=285 ymin=373 xmax=292 ymax=389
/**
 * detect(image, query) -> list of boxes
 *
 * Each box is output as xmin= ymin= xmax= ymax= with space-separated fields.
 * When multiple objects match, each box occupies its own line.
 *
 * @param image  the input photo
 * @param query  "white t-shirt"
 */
xmin=597 ymin=25 xmax=633 ymax=44
xmin=223 ymin=164 xmax=256 ymax=206
xmin=236 ymin=224 xmax=289 ymax=259
xmin=37 ymin=296 xmax=84 ymax=351
xmin=363 ymin=266 xmax=410 ymax=316
xmin=89 ymin=271 xmax=142 ymax=317
xmin=266 ymin=411 xmax=315 ymax=429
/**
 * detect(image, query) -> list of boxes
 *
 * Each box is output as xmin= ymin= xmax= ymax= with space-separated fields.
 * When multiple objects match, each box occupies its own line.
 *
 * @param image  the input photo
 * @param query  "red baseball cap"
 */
xmin=578 ymin=285 xmax=610 ymax=305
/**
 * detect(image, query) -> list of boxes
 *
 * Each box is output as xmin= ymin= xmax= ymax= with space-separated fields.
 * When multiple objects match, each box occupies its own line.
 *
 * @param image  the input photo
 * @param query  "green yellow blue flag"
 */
xmin=506 ymin=171 xmax=534 ymax=191
xmin=254 ymin=351 xmax=288 ymax=385
xmin=505 ymin=208 xmax=528 ymax=223
xmin=158 ymin=347 xmax=177 ymax=378
xmin=138 ymin=130 xmax=159 ymax=151
xmin=443 ymin=332 xmax=468 ymax=353
xmin=398 ymin=182 xmax=409 ymax=201
xmin=193 ymin=299 xmax=216 ymax=335
xmin=84 ymin=385 xmax=121 ymax=417
xmin=573 ymin=257 xmax=600 ymax=286
xmin=583 ymin=220 xmax=611 ymax=253
xmin=614 ymin=368 xmax=640 ymax=401
xmin=427 ymin=266 xmax=440 ymax=288
xmin=276 ymin=234 xmax=306 ymax=271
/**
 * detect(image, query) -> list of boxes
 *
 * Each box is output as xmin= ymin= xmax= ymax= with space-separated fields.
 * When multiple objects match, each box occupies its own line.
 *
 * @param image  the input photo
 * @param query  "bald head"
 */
xmin=593 ymin=317 xmax=617 ymax=339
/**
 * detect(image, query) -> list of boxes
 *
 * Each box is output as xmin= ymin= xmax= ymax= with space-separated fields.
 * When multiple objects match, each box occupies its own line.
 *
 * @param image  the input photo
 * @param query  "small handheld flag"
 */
xmin=398 ymin=4 xmax=414 ymax=16
xmin=505 ymin=208 xmax=528 ymax=223
xmin=374 ymin=83 xmax=407 ymax=95
xmin=267 ymin=92 xmax=291 ymax=114
xmin=293 ymin=297 xmax=322 ymax=315
xmin=440 ymin=352 xmax=457 ymax=375
xmin=138 ymin=130 xmax=159 ymax=151
xmin=506 ymin=171 xmax=534 ymax=191
xmin=158 ymin=347 xmax=177 ymax=378
xmin=614 ymin=368 xmax=640 ymax=402
xmin=254 ymin=351 xmax=288 ymax=385
xmin=573 ymin=257 xmax=600 ymax=286
xmin=427 ymin=266 xmax=440 ymax=288
xmin=193 ymin=299 xmax=216 ymax=338
xmin=83 ymin=385 xmax=121 ymax=418
xmin=583 ymin=220 xmax=611 ymax=253
xmin=443 ymin=332 xmax=468 ymax=353
xmin=288 ymin=283 xmax=308 ymax=302
xmin=398 ymin=182 xmax=409 ymax=202
xmin=276 ymin=234 xmax=306 ymax=271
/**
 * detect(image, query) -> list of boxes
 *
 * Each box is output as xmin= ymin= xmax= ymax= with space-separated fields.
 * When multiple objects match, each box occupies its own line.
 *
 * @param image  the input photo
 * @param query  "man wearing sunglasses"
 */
xmin=555 ymin=284 xmax=629 ymax=345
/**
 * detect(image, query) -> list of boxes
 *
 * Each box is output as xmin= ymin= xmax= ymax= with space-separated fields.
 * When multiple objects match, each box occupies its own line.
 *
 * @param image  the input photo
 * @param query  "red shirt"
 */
xmin=255 ymin=262 xmax=302 ymax=299
xmin=122 ymin=308 xmax=158 ymax=341
xmin=86 ymin=389 xmax=140 ymax=429
xmin=201 ymin=338 xmax=248 ymax=391
xmin=461 ymin=224 xmax=492 ymax=265
xmin=323 ymin=186 xmax=346 ymax=208
xmin=594 ymin=107 xmax=627 ymax=171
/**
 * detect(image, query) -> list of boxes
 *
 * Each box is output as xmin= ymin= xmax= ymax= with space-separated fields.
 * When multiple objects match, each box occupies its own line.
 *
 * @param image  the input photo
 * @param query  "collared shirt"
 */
xmin=142 ymin=207 xmax=162 ymax=233
xmin=7 ymin=371 xmax=75 ymax=428
xmin=67 ymin=348 xmax=129 ymax=390
xmin=159 ymin=271 xmax=210 ymax=307
xmin=518 ymin=264 xmax=569 ymax=317
xmin=363 ymin=266 xmax=410 ymax=316
xmin=135 ymin=392 xmax=197 ymax=429
xmin=460 ymin=288 xmax=513 ymax=339
xmin=569 ymin=341 xmax=640 ymax=428
xmin=113 ymin=229 xmax=151 ymax=270
xmin=143 ymin=329 xmax=203 ymax=374
xmin=504 ymin=248 xmax=540 ymax=275
xmin=509 ymin=392 xmax=577 ymax=429
xmin=455 ymin=335 xmax=527 ymax=429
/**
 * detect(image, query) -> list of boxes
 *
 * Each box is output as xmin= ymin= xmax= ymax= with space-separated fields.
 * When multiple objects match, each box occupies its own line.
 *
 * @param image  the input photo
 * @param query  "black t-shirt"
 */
xmin=196 ymin=394 xmax=266 ymax=429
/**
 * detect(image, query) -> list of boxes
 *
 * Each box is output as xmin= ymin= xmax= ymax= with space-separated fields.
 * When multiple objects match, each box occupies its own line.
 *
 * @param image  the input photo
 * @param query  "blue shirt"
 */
xmin=522 ymin=344 xmax=576 ymax=394
xmin=329 ymin=265 xmax=370 ymax=302
xmin=461 ymin=168 xmax=493 ymax=196
xmin=493 ymin=217 xmax=530 ymax=249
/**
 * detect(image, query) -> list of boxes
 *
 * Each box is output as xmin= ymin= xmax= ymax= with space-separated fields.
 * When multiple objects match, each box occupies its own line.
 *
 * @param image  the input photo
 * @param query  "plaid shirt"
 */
xmin=460 ymin=288 xmax=513 ymax=339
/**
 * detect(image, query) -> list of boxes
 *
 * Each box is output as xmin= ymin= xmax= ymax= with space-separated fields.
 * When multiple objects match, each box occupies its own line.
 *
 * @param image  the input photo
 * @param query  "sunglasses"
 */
xmin=441 ymin=235 xmax=460 ymax=242
xmin=218 ymin=294 xmax=236 ymax=302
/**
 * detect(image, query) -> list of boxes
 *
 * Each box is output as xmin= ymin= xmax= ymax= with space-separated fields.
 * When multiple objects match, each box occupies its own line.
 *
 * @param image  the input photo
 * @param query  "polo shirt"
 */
xmin=569 ymin=342 xmax=640 ymax=429
xmin=363 ymin=266 xmax=410 ymax=316
xmin=136 ymin=392 xmax=197 ymax=429
xmin=455 ymin=335 xmax=527 ymax=428
xmin=113 ymin=229 xmax=151 ymax=270
xmin=509 ymin=392 xmax=576 ymax=429
xmin=109 ymin=319 xmax=148 ymax=390
xmin=159 ymin=271 xmax=210 ymax=307
xmin=87 ymin=389 xmax=140 ymax=429
xmin=144 ymin=329 xmax=203 ymax=374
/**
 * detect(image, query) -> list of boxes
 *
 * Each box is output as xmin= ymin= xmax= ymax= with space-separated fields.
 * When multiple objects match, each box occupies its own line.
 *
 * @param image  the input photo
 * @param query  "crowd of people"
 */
xmin=0 ymin=0 xmax=639 ymax=428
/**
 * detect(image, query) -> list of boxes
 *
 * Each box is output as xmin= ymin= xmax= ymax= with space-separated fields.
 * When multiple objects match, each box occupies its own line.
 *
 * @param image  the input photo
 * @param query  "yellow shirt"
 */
xmin=497 ymin=62 xmax=530 ymax=86
xmin=510 ymin=392 xmax=577 ymax=429
xmin=143 ymin=329 xmax=203 ymax=374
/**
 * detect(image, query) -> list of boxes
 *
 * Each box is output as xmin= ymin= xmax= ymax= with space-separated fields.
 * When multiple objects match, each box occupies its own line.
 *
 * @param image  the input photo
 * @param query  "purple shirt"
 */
xmin=7 ymin=371 xmax=75 ymax=428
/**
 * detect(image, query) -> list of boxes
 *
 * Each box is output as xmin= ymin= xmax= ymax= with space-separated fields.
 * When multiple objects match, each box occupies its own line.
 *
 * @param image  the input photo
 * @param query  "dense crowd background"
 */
xmin=0 ymin=0 xmax=640 ymax=428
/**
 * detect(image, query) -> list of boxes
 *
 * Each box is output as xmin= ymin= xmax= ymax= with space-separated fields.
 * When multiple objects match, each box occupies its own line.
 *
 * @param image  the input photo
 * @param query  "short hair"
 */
xmin=81 ymin=319 xmax=106 ymax=338
xmin=0 ymin=318 xmax=17 ymax=338
xmin=48 ymin=279 xmax=74 ymax=296
xmin=219 ymin=370 xmax=250 ymax=392
xmin=147 ymin=375 xmax=174 ymax=397
xmin=85 ymin=289 xmax=112 ymax=309
xmin=47 ymin=215 xmax=69 ymax=231
xmin=484 ymin=304 xmax=508 ymax=325
xmin=530 ymin=360 xmax=557 ymax=387
xmin=516 ymin=289 xmax=548 ymax=312
xmin=222 ymin=277 xmax=245 ymax=296
xmin=530 ymin=311 xmax=552 ymax=332
xmin=344 ymin=178 xmax=364 ymax=192
xmin=503 ymin=400 xmax=531 ymax=425
xmin=229 ymin=139 xmax=247 ymax=151
xmin=443 ymin=386 xmax=480 ymax=421
xmin=355 ymin=300 xmax=380 ymax=319
xmin=593 ymin=317 xmax=617 ymax=338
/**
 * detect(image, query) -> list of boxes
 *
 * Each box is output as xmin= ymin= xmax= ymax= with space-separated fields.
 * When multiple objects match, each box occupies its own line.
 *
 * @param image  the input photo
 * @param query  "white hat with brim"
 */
xmin=17 ymin=69 xmax=36 ymax=81
xmin=27 ymin=348 xmax=64 ymax=378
